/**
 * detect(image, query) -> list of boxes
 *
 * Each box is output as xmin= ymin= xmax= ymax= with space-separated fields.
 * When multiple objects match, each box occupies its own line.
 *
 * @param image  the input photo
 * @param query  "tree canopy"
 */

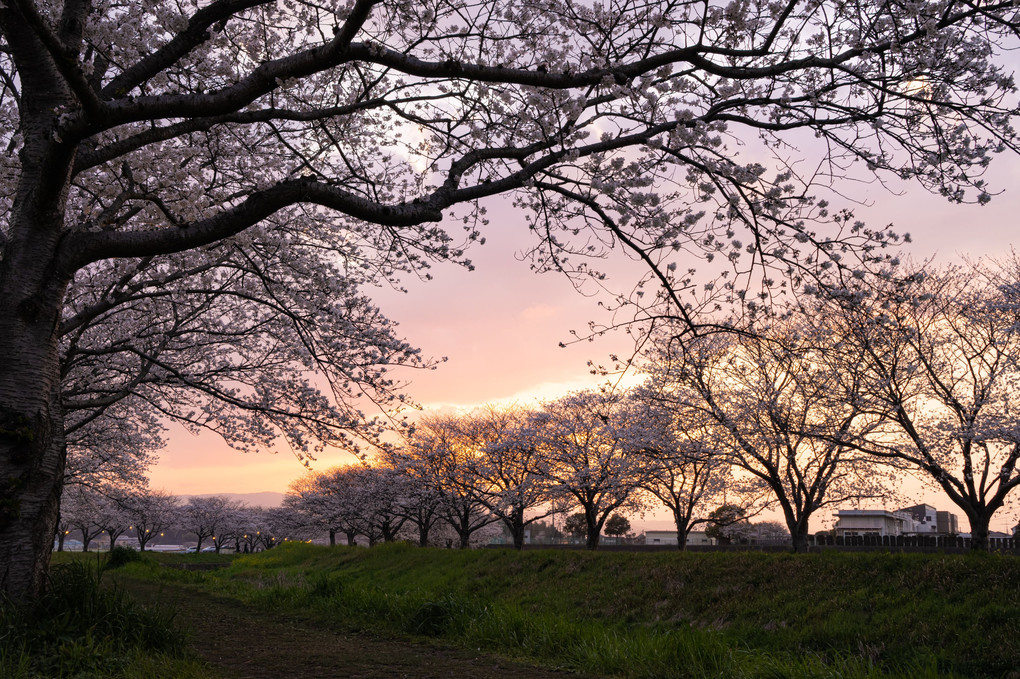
xmin=2 ymin=0 xmax=1019 ymax=602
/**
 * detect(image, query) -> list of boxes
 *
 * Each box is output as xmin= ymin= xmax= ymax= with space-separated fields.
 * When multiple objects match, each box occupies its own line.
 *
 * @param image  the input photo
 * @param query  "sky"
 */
xmin=147 ymin=141 xmax=1020 ymax=534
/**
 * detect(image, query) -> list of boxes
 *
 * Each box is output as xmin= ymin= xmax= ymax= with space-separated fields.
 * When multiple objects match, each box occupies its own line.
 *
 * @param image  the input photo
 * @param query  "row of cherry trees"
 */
xmin=57 ymin=487 xmax=296 ymax=553
xmin=284 ymin=261 xmax=1020 ymax=552
xmin=53 ymin=258 xmax=1020 ymax=554
xmin=643 ymin=259 xmax=1020 ymax=550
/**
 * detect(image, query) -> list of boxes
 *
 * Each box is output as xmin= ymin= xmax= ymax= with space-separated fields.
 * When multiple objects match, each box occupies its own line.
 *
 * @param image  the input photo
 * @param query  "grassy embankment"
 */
xmin=121 ymin=542 xmax=1020 ymax=679
xmin=0 ymin=548 xmax=215 ymax=679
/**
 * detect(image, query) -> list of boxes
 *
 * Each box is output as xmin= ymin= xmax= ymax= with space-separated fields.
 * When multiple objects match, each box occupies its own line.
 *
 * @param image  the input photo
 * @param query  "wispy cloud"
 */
xmin=519 ymin=305 xmax=558 ymax=322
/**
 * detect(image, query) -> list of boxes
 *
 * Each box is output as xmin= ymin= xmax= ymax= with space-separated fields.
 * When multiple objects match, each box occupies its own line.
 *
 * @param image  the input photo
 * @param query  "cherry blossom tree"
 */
xmin=236 ymin=507 xmax=274 ymax=552
xmin=345 ymin=463 xmax=408 ymax=544
xmin=123 ymin=488 xmax=179 ymax=551
xmin=460 ymin=405 xmax=560 ymax=549
xmin=625 ymin=391 xmax=739 ymax=550
xmin=381 ymin=450 xmax=443 ymax=547
xmin=60 ymin=484 xmax=105 ymax=551
xmin=288 ymin=463 xmax=407 ymax=546
xmin=645 ymin=320 xmax=889 ymax=552
xmin=2 ymin=0 xmax=1020 ymax=601
xmin=284 ymin=472 xmax=343 ymax=545
xmin=54 ymin=511 xmax=72 ymax=552
xmin=321 ymin=465 xmax=374 ymax=545
xmin=400 ymin=414 xmax=497 ymax=549
xmin=822 ymin=261 xmax=1020 ymax=550
xmin=93 ymin=491 xmax=132 ymax=551
xmin=60 ymin=233 xmax=435 ymax=469
xmin=216 ymin=501 xmax=256 ymax=553
xmin=532 ymin=390 xmax=645 ymax=550
xmin=181 ymin=495 xmax=235 ymax=551
xmin=62 ymin=400 xmax=163 ymax=491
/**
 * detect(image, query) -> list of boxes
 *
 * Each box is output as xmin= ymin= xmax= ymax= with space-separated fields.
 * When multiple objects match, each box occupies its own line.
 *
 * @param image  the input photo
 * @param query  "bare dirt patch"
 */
xmin=116 ymin=575 xmax=594 ymax=679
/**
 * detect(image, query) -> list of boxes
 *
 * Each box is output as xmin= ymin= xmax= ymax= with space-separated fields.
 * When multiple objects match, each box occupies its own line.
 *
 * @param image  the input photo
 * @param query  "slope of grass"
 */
xmin=0 ymin=560 xmax=212 ymax=679
xmin=126 ymin=543 xmax=1020 ymax=678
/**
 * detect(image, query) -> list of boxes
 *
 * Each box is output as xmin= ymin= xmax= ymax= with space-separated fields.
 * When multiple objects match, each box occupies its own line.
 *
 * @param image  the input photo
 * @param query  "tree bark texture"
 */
xmin=673 ymin=512 xmax=690 ymax=551
xmin=0 ymin=7 xmax=78 ymax=604
xmin=967 ymin=511 xmax=991 ymax=552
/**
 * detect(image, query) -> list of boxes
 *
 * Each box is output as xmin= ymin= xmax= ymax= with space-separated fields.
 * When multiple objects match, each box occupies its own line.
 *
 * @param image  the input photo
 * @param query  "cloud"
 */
xmin=519 ymin=304 xmax=559 ymax=322
xmin=415 ymin=371 xmax=646 ymax=415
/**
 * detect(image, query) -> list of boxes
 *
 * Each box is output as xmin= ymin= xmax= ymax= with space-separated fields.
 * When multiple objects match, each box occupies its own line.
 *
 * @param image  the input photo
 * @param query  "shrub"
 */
xmin=103 ymin=545 xmax=143 ymax=571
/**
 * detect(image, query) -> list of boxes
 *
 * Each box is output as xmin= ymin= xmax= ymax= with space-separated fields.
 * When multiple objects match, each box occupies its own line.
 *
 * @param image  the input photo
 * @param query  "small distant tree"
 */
xmin=61 ymin=485 xmax=105 ymax=552
xmin=564 ymin=513 xmax=588 ymax=541
xmin=181 ymin=496 xmax=233 ymax=552
xmin=54 ymin=514 xmax=72 ymax=552
xmin=753 ymin=521 xmax=791 ymax=543
xmin=604 ymin=515 xmax=632 ymax=539
xmin=704 ymin=505 xmax=749 ymax=546
xmin=124 ymin=489 xmax=179 ymax=551
xmin=93 ymin=490 xmax=133 ymax=551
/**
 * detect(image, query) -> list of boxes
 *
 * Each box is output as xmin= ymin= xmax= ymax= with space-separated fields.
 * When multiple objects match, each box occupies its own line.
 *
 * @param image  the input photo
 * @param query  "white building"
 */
xmin=900 ymin=504 xmax=939 ymax=533
xmin=644 ymin=530 xmax=716 ymax=546
xmin=832 ymin=509 xmax=915 ymax=537
xmin=833 ymin=505 xmax=962 ymax=537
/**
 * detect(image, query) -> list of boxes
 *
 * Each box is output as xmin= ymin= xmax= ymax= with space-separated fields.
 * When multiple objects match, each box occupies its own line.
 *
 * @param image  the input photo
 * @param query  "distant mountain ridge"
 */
xmin=184 ymin=491 xmax=285 ymax=508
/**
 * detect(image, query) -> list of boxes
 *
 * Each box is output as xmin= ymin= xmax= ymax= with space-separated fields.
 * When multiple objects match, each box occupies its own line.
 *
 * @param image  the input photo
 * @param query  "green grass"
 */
xmin=126 ymin=543 xmax=1020 ymax=678
xmin=0 ymin=559 xmax=213 ymax=679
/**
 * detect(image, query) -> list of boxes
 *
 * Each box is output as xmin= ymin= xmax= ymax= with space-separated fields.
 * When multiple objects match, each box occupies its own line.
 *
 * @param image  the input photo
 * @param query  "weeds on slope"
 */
xmin=125 ymin=542 xmax=1018 ymax=678
xmin=0 ymin=559 xmax=210 ymax=679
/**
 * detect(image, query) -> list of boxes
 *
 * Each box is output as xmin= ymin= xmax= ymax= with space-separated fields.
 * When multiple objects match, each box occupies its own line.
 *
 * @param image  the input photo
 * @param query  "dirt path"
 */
xmin=116 ymin=575 xmax=594 ymax=679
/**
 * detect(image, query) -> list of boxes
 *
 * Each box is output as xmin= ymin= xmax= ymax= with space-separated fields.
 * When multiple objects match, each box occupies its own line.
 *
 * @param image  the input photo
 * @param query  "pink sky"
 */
xmin=148 ymin=151 xmax=1020 ymax=533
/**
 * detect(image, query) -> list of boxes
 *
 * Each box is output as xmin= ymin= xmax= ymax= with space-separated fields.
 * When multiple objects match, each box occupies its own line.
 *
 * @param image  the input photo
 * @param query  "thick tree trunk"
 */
xmin=969 ymin=512 xmax=991 ymax=551
xmin=56 ymin=530 xmax=66 ymax=552
xmin=791 ymin=525 xmax=811 ymax=553
xmin=583 ymin=507 xmax=601 ymax=551
xmin=779 ymin=501 xmax=812 ymax=553
xmin=328 ymin=528 xmax=336 ymax=546
xmin=0 ymin=382 xmax=66 ymax=602
xmin=511 ymin=522 xmax=525 ymax=549
xmin=449 ymin=508 xmax=472 ymax=548
xmin=674 ymin=528 xmax=689 ymax=551
xmin=505 ymin=508 xmax=526 ymax=549
xmin=345 ymin=531 xmax=357 ymax=546
xmin=0 ymin=293 xmax=69 ymax=601
xmin=0 ymin=11 xmax=83 ymax=604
